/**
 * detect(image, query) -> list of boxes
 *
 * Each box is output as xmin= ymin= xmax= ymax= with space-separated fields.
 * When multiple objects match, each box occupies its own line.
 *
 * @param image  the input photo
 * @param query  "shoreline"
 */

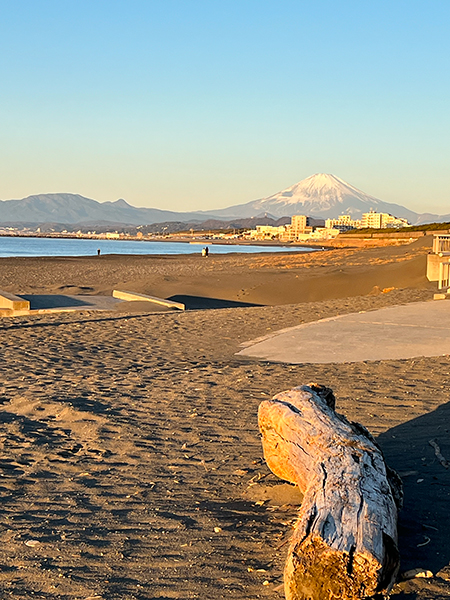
xmin=0 ymin=231 xmax=310 ymax=248
xmin=0 ymin=229 xmax=428 ymax=251
xmin=0 ymin=236 xmax=434 ymax=306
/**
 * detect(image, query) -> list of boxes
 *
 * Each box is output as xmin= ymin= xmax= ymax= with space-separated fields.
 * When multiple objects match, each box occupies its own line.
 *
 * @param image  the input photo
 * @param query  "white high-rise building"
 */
xmin=361 ymin=210 xmax=409 ymax=229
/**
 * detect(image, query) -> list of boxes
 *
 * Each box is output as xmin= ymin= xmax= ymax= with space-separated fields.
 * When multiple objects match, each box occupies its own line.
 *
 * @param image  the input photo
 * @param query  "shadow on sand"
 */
xmin=377 ymin=401 xmax=450 ymax=577
xmin=19 ymin=294 xmax=95 ymax=310
xmin=168 ymin=294 xmax=261 ymax=310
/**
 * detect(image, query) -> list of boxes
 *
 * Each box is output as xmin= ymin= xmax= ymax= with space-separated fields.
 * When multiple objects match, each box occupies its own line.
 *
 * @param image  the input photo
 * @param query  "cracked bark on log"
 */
xmin=258 ymin=384 xmax=402 ymax=600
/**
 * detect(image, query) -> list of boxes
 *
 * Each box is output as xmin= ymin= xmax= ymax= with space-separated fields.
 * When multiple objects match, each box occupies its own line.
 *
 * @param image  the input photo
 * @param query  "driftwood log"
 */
xmin=258 ymin=384 xmax=402 ymax=600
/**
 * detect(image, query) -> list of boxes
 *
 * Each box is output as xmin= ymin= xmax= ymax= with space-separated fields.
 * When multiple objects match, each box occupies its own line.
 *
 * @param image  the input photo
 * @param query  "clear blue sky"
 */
xmin=0 ymin=0 xmax=449 ymax=213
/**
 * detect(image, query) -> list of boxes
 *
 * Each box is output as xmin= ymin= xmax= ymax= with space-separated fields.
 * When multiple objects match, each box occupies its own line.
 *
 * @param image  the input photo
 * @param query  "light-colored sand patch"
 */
xmin=244 ymin=482 xmax=303 ymax=506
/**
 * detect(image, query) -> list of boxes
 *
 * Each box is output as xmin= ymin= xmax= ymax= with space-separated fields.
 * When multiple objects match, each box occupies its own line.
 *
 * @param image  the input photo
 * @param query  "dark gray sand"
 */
xmin=0 ymin=240 xmax=448 ymax=599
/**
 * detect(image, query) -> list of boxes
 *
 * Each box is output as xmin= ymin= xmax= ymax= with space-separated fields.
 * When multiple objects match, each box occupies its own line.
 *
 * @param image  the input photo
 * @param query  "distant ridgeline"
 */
xmin=0 ymin=175 xmax=448 ymax=239
xmin=342 ymin=221 xmax=450 ymax=235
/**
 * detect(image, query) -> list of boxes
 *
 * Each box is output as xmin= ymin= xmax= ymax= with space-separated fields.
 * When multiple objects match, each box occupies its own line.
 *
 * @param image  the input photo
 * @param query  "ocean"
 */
xmin=0 ymin=236 xmax=316 ymax=258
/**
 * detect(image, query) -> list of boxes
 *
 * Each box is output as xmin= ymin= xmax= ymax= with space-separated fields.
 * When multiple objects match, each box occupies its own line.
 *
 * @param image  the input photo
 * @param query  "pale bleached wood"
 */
xmin=258 ymin=384 xmax=402 ymax=600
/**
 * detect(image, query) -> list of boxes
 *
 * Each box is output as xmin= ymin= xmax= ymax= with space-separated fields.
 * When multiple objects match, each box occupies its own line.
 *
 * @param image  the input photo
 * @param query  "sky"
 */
xmin=0 ymin=0 xmax=449 ymax=214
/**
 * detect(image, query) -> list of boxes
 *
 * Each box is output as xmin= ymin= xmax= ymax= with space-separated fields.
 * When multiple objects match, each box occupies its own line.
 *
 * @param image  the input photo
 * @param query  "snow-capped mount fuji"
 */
xmin=205 ymin=173 xmax=421 ymax=223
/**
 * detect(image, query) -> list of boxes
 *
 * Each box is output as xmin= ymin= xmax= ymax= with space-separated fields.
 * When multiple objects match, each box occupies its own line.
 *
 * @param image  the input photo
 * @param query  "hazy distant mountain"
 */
xmin=203 ymin=173 xmax=428 ymax=223
xmin=12 ymin=215 xmax=297 ymax=235
xmin=0 ymin=193 xmax=217 ymax=225
xmin=0 ymin=176 xmax=447 ymax=227
xmin=414 ymin=212 xmax=450 ymax=225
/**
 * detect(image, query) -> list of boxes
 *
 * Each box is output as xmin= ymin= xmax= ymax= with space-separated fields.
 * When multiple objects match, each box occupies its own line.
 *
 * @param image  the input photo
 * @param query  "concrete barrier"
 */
xmin=112 ymin=290 xmax=185 ymax=310
xmin=427 ymin=252 xmax=450 ymax=286
xmin=0 ymin=290 xmax=30 ymax=311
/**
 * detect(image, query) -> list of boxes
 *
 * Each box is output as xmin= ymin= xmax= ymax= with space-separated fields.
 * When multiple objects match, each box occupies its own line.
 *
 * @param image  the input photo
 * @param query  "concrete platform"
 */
xmin=237 ymin=301 xmax=450 ymax=364
xmin=0 ymin=290 xmax=30 ymax=311
xmin=0 ymin=295 xmax=121 ymax=317
xmin=0 ymin=290 xmax=184 ymax=317
xmin=112 ymin=290 xmax=185 ymax=310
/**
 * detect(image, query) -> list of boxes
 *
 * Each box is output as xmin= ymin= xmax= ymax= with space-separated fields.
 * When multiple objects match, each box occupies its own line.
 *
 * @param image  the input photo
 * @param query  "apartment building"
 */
xmin=361 ymin=210 xmax=409 ymax=229
xmin=325 ymin=214 xmax=361 ymax=231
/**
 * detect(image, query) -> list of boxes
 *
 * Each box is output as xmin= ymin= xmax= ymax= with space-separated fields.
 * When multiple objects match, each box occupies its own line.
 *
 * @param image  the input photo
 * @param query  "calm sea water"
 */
xmin=0 ymin=236 xmax=315 ymax=258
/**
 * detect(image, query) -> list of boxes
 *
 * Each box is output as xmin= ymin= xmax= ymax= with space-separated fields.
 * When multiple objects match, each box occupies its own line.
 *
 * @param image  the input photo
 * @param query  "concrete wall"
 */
xmin=0 ymin=290 xmax=30 ymax=310
xmin=426 ymin=254 xmax=450 ymax=282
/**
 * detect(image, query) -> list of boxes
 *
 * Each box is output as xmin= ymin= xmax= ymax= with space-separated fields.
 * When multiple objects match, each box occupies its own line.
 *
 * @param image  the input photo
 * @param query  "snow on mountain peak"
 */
xmin=205 ymin=173 xmax=419 ymax=221
xmin=263 ymin=173 xmax=380 ymax=209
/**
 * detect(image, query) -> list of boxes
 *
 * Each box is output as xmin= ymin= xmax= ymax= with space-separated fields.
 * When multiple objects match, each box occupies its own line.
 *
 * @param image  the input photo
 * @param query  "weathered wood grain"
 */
xmin=258 ymin=384 xmax=402 ymax=600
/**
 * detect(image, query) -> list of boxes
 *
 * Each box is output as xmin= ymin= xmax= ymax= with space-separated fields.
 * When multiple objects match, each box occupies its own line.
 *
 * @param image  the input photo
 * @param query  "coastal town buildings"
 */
xmin=245 ymin=209 xmax=410 ymax=242
xmin=325 ymin=215 xmax=361 ymax=231
xmin=308 ymin=227 xmax=340 ymax=240
xmin=248 ymin=225 xmax=287 ymax=240
xmin=281 ymin=215 xmax=313 ymax=241
xmin=361 ymin=210 xmax=409 ymax=229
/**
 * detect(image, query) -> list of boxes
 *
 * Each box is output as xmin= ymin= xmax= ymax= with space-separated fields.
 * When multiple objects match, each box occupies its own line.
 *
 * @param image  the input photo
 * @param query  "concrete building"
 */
xmin=246 ymin=213 xmax=334 ymax=242
xmin=291 ymin=215 xmax=307 ymax=235
xmin=361 ymin=210 xmax=409 ymax=229
xmin=309 ymin=227 xmax=340 ymax=240
xmin=278 ymin=215 xmax=312 ymax=241
xmin=325 ymin=215 xmax=361 ymax=231
xmin=248 ymin=225 xmax=287 ymax=240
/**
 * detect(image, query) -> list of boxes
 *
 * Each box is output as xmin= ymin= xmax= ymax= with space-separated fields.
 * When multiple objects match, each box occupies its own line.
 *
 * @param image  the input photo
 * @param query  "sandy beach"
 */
xmin=0 ymin=237 xmax=449 ymax=599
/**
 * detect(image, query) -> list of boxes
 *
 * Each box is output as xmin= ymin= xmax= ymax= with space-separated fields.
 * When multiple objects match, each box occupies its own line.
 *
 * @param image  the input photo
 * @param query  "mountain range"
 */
xmin=0 ymin=194 xmax=218 ymax=226
xmin=0 ymin=174 xmax=447 ymax=227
